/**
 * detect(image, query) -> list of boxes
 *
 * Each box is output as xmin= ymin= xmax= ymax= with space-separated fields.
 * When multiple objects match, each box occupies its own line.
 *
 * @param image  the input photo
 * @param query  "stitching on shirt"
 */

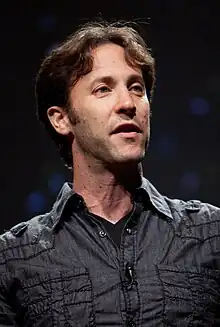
xmin=126 ymin=203 xmax=137 ymax=323
xmin=21 ymin=281 xmax=51 ymax=321
xmin=118 ymin=278 xmax=127 ymax=324
xmin=174 ymin=233 xmax=220 ymax=243
xmin=185 ymin=270 xmax=197 ymax=327
xmin=162 ymin=280 xmax=193 ymax=290
xmin=0 ymin=220 xmax=55 ymax=262
xmin=120 ymin=231 xmax=130 ymax=324
xmin=95 ymin=280 xmax=121 ymax=298
xmin=87 ymin=271 xmax=96 ymax=327
xmin=22 ymin=273 xmax=89 ymax=289
xmin=48 ymin=272 xmax=55 ymax=327
xmin=133 ymin=227 xmax=141 ymax=325
xmin=158 ymin=264 xmax=220 ymax=325
xmin=133 ymin=207 xmax=142 ymax=325
xmin=61 ymin=271 xmax=71 ymax=326
xmin=125 ymin=226 xmax=135 ymax=321
xmin=64 ymin=300 xmax=93 ymax=306
xmin=184 ymin=219 xmax=220 ymax=228
xmin=21 ymin=282 xmax=35 ymax=321
xmin=160 ymin=219 xmax=176 ymax=263
xmin=155 ymin=265 xmax=196 ymax=327
xmin=201 ymin=234 xmax=220 ymax=242
xmin=0 ymin=242 xmax=33 ymax=254
xmin=25 ymin=269 xmax=94 ymax=325
xmin=0 ymin=240 xmax=55 ymax=265
xmin=22 ymin=288 xmax=92 ymax=306
xmin=158 ymin=267 xmax=219 ymax=279
xmin=163 ymin=295 xmax=192 ymax=302
xmin=135 ymin=276 xmax=141 ymax=325
xmin=155 ymin=264 xmax=166 ymax=326
xmin=187 ymin=275 xmax=219 ymax=325
xmin=21 ymin=292 xmax=93 ymax=309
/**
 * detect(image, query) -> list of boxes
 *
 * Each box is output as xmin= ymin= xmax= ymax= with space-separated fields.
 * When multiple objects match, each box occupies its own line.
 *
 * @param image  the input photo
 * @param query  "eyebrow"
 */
xmin=90 ymin=74 xmax=145 ymax=89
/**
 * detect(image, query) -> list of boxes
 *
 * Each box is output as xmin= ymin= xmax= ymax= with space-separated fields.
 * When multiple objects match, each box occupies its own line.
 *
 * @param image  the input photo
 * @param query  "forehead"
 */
xmin=89 ymin=43 xmax=142 ymax=77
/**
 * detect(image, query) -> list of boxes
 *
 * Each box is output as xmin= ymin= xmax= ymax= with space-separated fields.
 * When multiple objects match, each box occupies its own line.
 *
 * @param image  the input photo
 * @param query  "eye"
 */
xmin=130 ymin=84 xmax=145 ymax=95
xmin=94 ymin=86 xmax=111 ymax=94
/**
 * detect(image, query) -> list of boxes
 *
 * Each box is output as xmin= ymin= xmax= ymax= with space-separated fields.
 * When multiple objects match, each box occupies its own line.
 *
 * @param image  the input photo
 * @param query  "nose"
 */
xmin=113 ymin=88 xmax=136 ymax=118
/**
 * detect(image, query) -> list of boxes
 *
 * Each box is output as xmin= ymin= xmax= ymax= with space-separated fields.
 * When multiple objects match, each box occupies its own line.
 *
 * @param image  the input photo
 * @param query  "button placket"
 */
xmin=127 ymin=319 xmax=136 ymax=327
xmin=126 ymin=228 xmax=132 ymax=235
xmin=120 ymin=221 xmax=140 ymax=326
xmin=94 ymin=224 xmax=120 ymax=268
xmin=99 ymin=230 xmax=107 ymax=238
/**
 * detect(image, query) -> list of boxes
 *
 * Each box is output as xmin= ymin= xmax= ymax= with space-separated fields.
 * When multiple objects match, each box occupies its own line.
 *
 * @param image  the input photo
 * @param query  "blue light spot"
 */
xmin=48 ymin=173 xmax=65 ymax=194
xmin=190 ymin=97 xmax=210 ymax=115
xmin=38 ymin=14 xmax=56 ymax=31
xmin=25 ymin=192 xmax=46 ymax=214
xmin=180 ymin=172 xmax=200 ymax=194
xmin=153 ymin=135 xmax=177 ymax=156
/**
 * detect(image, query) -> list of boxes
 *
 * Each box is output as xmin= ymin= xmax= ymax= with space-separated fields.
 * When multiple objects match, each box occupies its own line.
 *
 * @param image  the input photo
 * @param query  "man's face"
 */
xmin=69 ymin=43 xmax=150 ymax=165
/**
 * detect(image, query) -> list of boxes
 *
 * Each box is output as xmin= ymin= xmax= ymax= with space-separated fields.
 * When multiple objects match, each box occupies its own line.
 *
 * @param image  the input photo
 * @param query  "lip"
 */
xmin=111 ymin=123 xmax=142 ymax=135
xmin=115 ymin=131 xmax=140 ymax=138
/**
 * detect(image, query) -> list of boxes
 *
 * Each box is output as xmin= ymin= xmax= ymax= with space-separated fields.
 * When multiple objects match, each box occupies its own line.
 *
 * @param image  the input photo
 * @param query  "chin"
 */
xmin=127 ymin=148 xmax=145 ymax=160
xmin=115 ymin=152 xmax=145 ymax=164
xmin=106 ymin=146 xmax=145 ymax=165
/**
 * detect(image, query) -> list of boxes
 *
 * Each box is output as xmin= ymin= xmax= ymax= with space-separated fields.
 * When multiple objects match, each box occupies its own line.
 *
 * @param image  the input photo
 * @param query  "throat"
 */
xmin=87 ymin=197 xmax=134 ymax=224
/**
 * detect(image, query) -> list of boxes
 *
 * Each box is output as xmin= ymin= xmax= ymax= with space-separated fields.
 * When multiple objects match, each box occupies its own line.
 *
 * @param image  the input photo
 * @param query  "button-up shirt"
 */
xmin=0 ymin=177 xmax=220 ymax=326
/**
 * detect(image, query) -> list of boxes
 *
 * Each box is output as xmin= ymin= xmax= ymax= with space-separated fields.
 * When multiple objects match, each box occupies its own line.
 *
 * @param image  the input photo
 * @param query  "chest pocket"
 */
xmin=18 ymin=268 xmax=96 ymax=327
xmin=157 ymin=264 xmax=220 ymax=326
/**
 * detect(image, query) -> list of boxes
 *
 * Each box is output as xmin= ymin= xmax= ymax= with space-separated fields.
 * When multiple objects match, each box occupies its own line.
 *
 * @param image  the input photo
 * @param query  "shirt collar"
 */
xmin=137 ymin=177 xmax=173 ymax=220
xmin=51 ymin=176 xmax=173 ymax=230
xmin=51 ymin=183 xmax=83 ymax=231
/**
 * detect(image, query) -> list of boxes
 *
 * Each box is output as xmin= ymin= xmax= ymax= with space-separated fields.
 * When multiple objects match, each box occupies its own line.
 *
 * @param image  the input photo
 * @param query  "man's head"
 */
xmin=36 ymin=20 xmax=155 ymax=169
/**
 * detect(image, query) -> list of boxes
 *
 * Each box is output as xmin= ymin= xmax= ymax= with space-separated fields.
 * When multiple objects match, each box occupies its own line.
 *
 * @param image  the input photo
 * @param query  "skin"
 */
xmin=48 ymin=43 xmax=150 ymax=223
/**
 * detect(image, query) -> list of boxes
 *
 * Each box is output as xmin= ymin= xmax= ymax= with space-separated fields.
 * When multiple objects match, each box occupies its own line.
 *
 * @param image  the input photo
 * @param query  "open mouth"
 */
xmin=112 ymin=123 xmax=142 ymax=134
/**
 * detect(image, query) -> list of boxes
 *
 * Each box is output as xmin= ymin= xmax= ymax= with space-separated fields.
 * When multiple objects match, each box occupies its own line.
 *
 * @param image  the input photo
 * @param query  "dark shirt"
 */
xmin=0 ymin=177 xmax=220 ymax=326
xmin=89 ymin=211 xmax=132 ymax=248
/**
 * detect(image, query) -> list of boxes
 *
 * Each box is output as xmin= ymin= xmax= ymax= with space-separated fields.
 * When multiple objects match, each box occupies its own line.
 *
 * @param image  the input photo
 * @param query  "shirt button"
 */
xmin=126 ymin=228 xmax=132 ymax=234
xmin=127 ymin=320 xmax=136 ymax=327
xmin=99 ymin=230 xmax=106 ymax=238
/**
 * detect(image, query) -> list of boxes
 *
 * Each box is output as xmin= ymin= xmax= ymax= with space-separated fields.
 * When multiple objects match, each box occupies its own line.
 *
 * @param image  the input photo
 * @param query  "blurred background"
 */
xmin=0 ymin=0 xmax=220 ymax=232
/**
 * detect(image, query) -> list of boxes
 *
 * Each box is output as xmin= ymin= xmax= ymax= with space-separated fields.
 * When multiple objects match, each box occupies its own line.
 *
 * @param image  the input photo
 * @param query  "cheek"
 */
xmin=139 ymin=106 xmax=150 ymax=135
xmin=78 ymin=106 xmax=109 ymax=129
xmin=141 ymin=108 xmax=150 ymax=124
xmin=74 ymin=112 xmax=106 ymax=138
xmin=69 ymin=109 xmax=80 ymax=125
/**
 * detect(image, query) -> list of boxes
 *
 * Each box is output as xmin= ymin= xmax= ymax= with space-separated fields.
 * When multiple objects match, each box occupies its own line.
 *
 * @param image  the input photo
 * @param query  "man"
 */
xmin=0 ymin=20 xmax=220 ymax=327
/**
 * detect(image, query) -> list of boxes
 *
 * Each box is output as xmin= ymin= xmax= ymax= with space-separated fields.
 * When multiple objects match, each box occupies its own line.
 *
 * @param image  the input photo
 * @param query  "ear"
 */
xmin=47 ymin=106 xmax=72 ymax=136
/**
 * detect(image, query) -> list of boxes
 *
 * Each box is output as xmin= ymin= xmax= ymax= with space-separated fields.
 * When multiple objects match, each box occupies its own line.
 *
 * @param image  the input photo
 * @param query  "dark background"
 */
xmin=1 ymin=0 xmax=220 ymax=232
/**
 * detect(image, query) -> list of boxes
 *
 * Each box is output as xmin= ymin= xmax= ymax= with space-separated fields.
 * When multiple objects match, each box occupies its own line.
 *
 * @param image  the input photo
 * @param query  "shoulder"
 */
xmin=164 ymin=197 xmax=220 ymax=240
xmin=0 ymin=212 xmax=55 ymax=265
xmin=165 ymin=196 xmax=220 ymax=222
xmin=142 ymin=178 xmax=220 ymax=225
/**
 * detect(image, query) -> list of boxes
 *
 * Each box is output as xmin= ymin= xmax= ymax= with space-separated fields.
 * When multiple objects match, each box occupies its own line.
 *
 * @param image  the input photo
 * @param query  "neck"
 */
xmin=72 ymin=155 xmax=143 ymax=223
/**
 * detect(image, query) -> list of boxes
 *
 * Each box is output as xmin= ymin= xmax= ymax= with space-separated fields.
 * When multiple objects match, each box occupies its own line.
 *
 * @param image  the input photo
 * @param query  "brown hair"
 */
xmin=35 ymin=20 xmax=155 ymax=169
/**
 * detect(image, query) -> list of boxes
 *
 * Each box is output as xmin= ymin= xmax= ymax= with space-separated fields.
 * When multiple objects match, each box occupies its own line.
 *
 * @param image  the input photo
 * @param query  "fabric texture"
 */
xmin=0 ymin=177 xmax=220 ymax=326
